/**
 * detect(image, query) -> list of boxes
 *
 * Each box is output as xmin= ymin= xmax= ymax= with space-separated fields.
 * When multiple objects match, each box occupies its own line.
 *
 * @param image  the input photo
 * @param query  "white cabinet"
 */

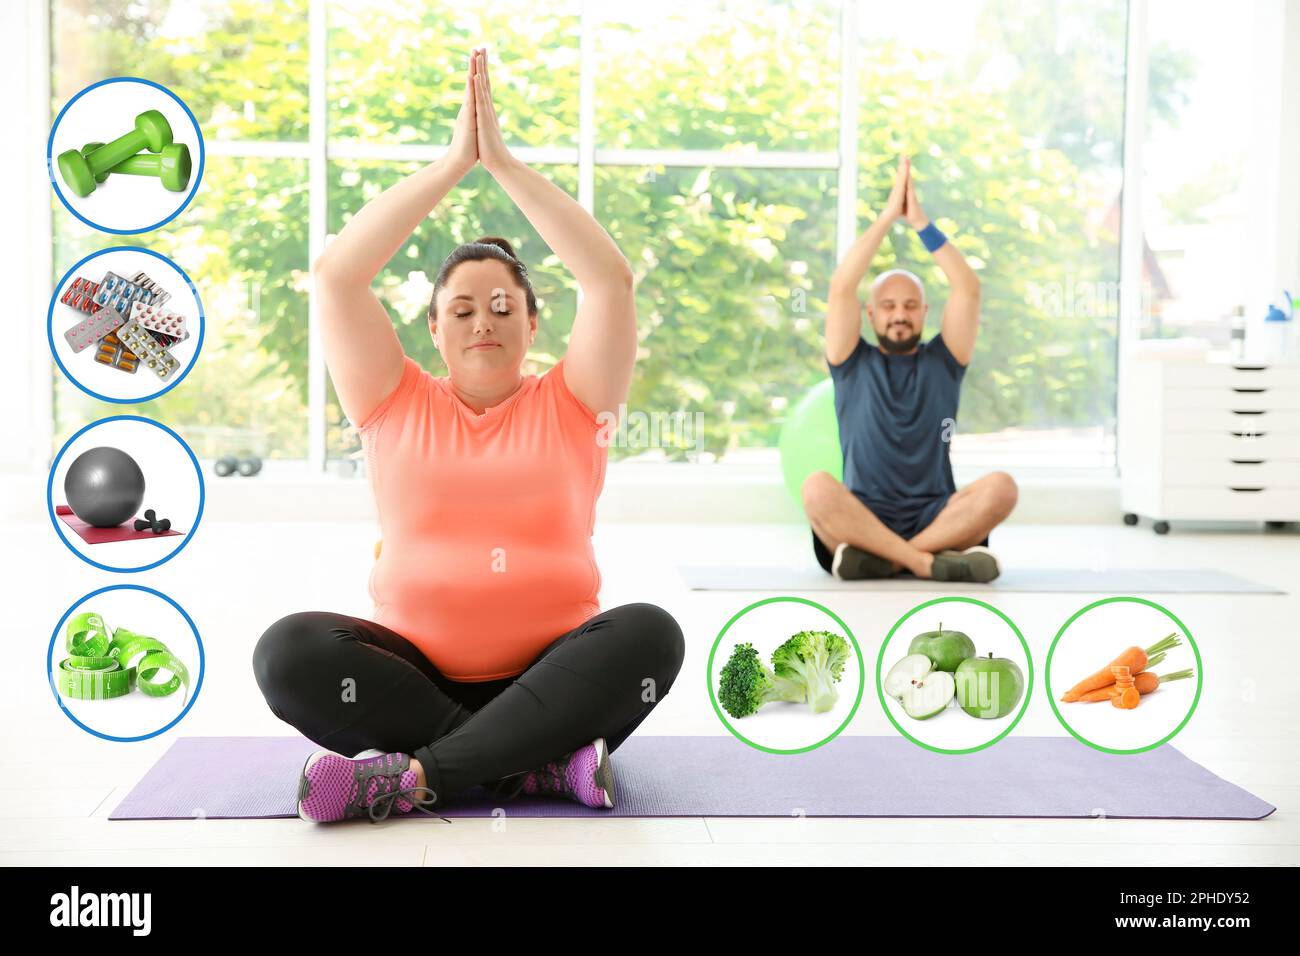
xmin=1120 ymin=354 xmax=1300 ymax=532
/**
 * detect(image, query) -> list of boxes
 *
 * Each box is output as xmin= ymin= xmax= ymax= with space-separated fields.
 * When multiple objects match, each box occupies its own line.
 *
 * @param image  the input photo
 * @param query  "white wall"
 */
xmin=5 ymin=2 xmax=52 ymax=474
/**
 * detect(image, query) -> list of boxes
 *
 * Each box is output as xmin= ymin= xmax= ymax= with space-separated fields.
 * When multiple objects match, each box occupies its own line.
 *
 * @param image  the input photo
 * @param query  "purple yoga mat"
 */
xmin=109 ymin=735 xmax=1275 ymax=821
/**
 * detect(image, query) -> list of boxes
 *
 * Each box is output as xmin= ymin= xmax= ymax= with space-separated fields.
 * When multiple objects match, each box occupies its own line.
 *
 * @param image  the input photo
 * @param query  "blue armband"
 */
xmin=917 ymin=222 xmax=947 ymax=253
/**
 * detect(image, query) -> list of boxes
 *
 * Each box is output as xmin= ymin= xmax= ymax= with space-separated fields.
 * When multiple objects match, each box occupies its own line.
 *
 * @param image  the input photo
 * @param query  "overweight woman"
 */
xmin=252 ymin=49 xmax=685 ymax=824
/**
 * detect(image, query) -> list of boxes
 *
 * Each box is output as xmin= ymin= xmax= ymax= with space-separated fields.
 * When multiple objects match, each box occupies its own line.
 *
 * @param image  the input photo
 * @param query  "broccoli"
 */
xmin=771 ymin=630 xmax=850 ymax=714
xmin=717 ymin=642 xmax=807 ymax=718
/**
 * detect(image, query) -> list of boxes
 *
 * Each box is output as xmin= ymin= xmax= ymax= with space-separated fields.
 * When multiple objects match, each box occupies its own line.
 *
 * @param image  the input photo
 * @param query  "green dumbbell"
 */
xmin=56 ymin=109 xmax=173 ymax=198
xmin=80 ymin=143 xmax=110 ymax=185
xmin=82 ymin=140 xmax=192 ymax=193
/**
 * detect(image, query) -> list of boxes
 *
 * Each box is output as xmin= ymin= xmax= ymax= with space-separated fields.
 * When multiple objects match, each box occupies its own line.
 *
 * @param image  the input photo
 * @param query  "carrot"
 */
xmin=1070 ymin=668 xmax=1195 ymax=702
xmin=1112 ymin=686 xmax=1141 ymax=709
xmin=1109 ymin=665 xmax=1139 ymax=709
xmin=1059 ymin=633 xmax=1181 ymax=702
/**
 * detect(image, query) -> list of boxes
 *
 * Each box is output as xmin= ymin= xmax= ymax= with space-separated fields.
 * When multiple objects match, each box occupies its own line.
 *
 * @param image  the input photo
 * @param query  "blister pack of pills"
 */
xmin=57 ymin=268 xmax=191 ymax=383
xmin=93 ymin=330 xmax=139 ymax=374
xmin=128 ymin=271 xmax=170 ymax=307
xmin=129 ymin=301 xmax=188 ymax=343
xmin=63 ymin=306 xmax=127 ymax=353
xmin=60 ymin=277 xmax=102 ymax=315
xmin=149 ymin=327 xmax=188 ymax=349
xmin=93 ymin=271 xmax=162 ymax=316
xmin=116 ymin=318 xmax=180 ymax=381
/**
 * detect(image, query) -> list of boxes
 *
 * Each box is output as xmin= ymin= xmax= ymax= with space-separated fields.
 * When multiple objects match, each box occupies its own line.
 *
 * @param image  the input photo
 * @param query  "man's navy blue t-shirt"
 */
xmin=827 ymin=333 xmax=966 ymax=525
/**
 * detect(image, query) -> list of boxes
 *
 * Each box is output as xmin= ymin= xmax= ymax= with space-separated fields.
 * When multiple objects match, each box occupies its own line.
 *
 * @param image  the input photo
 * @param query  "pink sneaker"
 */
xmin=520 ymin=738 xmax=616 ymax=809
xmin=297 ymin=749 xmax=440 ymax=823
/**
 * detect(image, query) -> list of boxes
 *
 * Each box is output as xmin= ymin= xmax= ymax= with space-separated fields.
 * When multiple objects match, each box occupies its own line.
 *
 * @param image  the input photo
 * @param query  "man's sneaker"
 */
xmin=931 ymin=546 xmax=1002 ymax=583
xmin=519 ymin=738 xmax=615 ymax=809
xmin=831 ymin=542 xmax=896 ymax=580
xmin=297 ymin=749 xmax=441 ymax=823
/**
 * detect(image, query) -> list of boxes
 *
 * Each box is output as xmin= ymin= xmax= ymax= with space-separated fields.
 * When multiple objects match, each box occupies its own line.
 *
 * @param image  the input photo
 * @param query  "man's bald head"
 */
xmin=871 ymin=269 xmax=927 ymax=305
xmin=867 ymin=269 xmax=929 ymax=355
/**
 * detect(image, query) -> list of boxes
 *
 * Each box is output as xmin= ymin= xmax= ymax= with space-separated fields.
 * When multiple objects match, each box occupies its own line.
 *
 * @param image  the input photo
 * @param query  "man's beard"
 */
xmin=879 ymin=325 xmax=921 ymax=354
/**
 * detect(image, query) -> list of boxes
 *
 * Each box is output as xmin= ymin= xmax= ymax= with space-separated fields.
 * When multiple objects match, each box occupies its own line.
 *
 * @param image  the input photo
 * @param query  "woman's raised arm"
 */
xmin=313 ymin=57 xmax=479 ymax=427
xmin=471 ymin=48 xmax=637 ymax=421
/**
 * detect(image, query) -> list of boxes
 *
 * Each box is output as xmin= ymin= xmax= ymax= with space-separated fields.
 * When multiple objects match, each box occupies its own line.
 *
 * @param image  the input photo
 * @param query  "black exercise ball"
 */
xmin=64 ymin=446 xmax=146 ymax=528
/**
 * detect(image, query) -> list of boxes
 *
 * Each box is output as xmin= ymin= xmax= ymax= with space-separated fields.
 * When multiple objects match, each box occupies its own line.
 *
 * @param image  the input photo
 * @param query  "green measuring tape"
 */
xmin=58 ymin=611 xmax=189 ymax=702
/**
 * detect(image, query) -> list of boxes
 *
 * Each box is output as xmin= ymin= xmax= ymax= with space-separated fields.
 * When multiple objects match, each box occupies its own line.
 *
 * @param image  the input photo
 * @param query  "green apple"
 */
xmin=884 ymin=653 xmax=955 ymax=720
xmin=907 ymin=623 xmax=976 ymax=673
xmin=884 ymin=654 xmax=931 ymax=698
xmin=954 ymin=652 xmax=1025 ymax=719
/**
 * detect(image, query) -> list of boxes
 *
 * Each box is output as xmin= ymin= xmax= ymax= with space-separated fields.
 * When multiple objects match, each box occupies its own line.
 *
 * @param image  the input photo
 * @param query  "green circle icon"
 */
xmin=706 ymin=595 xmax=865 ymax=755
xmin=1045 ymin=596 xmax=1202 ymax=755
xmin=876 ymin=596 xmax=1033 ymax=755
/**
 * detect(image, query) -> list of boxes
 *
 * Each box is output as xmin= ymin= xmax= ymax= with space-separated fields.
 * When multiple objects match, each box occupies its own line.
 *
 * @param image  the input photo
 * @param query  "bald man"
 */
xmin=803 ymin=158 xmax=1017 ymax=582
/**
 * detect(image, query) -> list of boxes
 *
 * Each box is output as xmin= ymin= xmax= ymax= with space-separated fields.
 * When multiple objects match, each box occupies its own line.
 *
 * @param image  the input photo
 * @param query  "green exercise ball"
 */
xmin=778 ymin=378 xmax=842 ymax=505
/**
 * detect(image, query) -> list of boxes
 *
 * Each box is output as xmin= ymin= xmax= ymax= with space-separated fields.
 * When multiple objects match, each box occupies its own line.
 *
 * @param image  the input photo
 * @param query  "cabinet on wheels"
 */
xmin=1120 ymin=354 xmax=1300 ymax=533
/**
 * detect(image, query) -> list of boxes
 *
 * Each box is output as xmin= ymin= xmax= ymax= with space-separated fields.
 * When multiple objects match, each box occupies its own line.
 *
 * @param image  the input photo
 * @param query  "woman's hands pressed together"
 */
xmin=446 ymin=47 xmax=514 ymax=177
xmin=470 ymin=48 xmax=513 ymax=175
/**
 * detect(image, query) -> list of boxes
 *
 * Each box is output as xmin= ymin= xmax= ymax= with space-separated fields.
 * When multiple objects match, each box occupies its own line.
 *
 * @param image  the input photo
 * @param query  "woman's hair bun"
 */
xmin=473 ymin=236 xmax=518 ymax=260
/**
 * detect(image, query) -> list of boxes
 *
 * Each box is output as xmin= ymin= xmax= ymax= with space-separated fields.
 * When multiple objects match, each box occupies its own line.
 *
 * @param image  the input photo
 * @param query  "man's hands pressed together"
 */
xmin=902 ymin=158 xmax=930 ymax=231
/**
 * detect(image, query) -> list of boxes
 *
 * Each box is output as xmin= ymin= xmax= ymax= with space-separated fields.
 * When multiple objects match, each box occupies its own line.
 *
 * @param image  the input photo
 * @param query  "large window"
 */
xmin=51 ymin=0 xmax=310 ymax=459
xmin=857 ymin=0 xmax=1128 ymax=469
xmin=48 ymin=0 xmax=1231 ymax=473
xmin=1140 ymin=0 xmax=1253 ymax=346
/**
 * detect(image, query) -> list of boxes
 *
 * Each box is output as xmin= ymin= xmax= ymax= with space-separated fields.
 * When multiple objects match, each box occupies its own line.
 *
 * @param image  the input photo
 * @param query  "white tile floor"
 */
xmin=3 ymin=515 xmax=1297 ymax=866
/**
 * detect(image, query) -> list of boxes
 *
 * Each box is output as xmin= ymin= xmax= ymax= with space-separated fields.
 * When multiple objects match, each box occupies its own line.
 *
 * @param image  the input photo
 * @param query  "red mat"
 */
xmin=55 ymin=505 xmax=183 ymax=544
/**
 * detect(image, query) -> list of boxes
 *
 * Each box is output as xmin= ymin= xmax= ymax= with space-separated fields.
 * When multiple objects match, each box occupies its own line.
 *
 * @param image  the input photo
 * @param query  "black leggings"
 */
xmin=251 ymin=603 xmax=685 ymax=806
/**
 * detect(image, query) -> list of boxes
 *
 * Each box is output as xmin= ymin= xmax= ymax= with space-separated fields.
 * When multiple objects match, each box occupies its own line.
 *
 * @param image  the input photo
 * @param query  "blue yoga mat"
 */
xmin=109 ymin=735 xmax=1275 ymax=821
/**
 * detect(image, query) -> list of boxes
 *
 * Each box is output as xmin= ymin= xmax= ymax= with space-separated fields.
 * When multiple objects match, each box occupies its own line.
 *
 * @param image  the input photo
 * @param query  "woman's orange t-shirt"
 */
xmin=358 ymin=356 xmax=607 ymax=681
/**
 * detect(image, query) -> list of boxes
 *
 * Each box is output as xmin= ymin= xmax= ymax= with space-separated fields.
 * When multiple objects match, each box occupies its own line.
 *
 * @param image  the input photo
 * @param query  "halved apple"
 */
xmin=884 ymin=653 xmax=956 ymax=720
xmin=884 ymin=654 xmax=931 ymax=697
